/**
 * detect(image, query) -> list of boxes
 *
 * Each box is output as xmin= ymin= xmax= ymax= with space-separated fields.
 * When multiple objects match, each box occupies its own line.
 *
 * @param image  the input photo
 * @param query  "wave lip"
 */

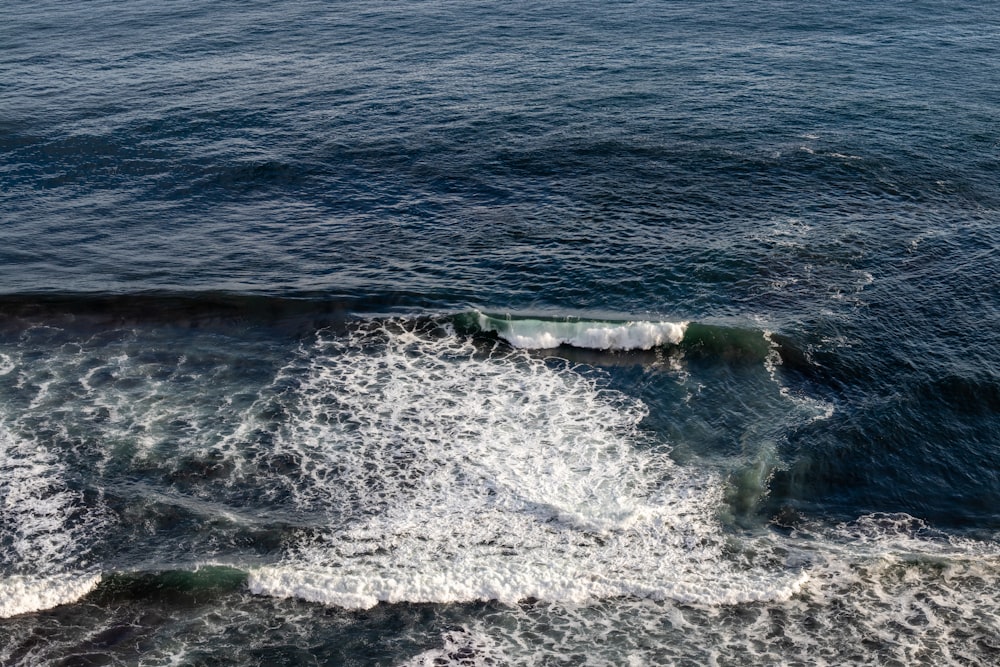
xmin=476 ymin=312 xmax=688 ymax=350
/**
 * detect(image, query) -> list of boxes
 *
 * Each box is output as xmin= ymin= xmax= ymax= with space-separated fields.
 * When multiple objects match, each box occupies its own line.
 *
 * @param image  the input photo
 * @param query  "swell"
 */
xmin=0 ymin=292 xmax=425 ymax=334
xmin=0 ymin=295 xmax=805 ymax=366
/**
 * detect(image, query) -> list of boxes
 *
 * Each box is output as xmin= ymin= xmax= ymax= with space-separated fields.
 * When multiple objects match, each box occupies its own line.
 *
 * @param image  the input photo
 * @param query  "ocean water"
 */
xmin=1 ymin=0 xmax=999 ymax=664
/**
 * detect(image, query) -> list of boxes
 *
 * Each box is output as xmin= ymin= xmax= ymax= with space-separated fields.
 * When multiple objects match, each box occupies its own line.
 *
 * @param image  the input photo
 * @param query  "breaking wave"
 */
xmin=472 ymin=311 xmax=688 ymax=350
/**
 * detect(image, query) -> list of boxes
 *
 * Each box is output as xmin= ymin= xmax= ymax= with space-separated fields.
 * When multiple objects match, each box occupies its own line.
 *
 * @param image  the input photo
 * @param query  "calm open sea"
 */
xmin=2 ymin=1 xmax=999 ymax=664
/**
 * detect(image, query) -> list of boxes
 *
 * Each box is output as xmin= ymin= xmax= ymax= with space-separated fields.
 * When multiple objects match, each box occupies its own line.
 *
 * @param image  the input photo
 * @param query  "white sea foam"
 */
xmin=399 ymin=627 xmax=502 ymax=667
xmin=476 ymin=312 xmax=687 ymax=350
xmin=0 ymin=427 xmax=82 ymax=570
xmin=391 ymin=543 xmax=1000 ymax=666
xmin=0 ymin=425 xmax=106 ymax=617
xmin=379 ymin=513 xmax=1000 ymax=666
xmin=0 ymin=573 xmax=102 ymax=618
xmin=9 ymin=330 xmax=261 ymax=471
xmin=247 ymin=320 xmax=806 ymax=610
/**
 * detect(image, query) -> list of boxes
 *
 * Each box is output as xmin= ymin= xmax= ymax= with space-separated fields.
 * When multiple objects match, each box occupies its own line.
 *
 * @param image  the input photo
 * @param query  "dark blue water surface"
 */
xmin=2 ymin=1 xmax=999 ymax=664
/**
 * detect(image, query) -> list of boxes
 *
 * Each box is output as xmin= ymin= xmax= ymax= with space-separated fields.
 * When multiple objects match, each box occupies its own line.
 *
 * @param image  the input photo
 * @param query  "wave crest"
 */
xmin=474 ymin=312 xmax=687 ymax=350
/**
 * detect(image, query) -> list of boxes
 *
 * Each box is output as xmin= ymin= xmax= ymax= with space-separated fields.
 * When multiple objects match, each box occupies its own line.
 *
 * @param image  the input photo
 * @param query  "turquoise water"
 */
xmin=1 ymin=1 xmax=999 ymax=664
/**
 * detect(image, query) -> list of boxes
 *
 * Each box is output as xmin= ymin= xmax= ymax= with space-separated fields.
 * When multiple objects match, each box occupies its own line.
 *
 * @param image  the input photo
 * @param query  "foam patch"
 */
xmin=248 ymin=320 xmax=806 ymax=608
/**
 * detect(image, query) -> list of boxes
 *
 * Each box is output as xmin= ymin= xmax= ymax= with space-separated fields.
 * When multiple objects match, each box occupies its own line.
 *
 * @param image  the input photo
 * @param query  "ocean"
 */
xmin=1 ymin=0 xmax=999 ymax=664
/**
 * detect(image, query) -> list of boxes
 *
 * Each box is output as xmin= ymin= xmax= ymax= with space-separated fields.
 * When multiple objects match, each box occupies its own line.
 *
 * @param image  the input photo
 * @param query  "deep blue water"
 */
xmin=1 ymin=1 xmax=999 ymax=664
